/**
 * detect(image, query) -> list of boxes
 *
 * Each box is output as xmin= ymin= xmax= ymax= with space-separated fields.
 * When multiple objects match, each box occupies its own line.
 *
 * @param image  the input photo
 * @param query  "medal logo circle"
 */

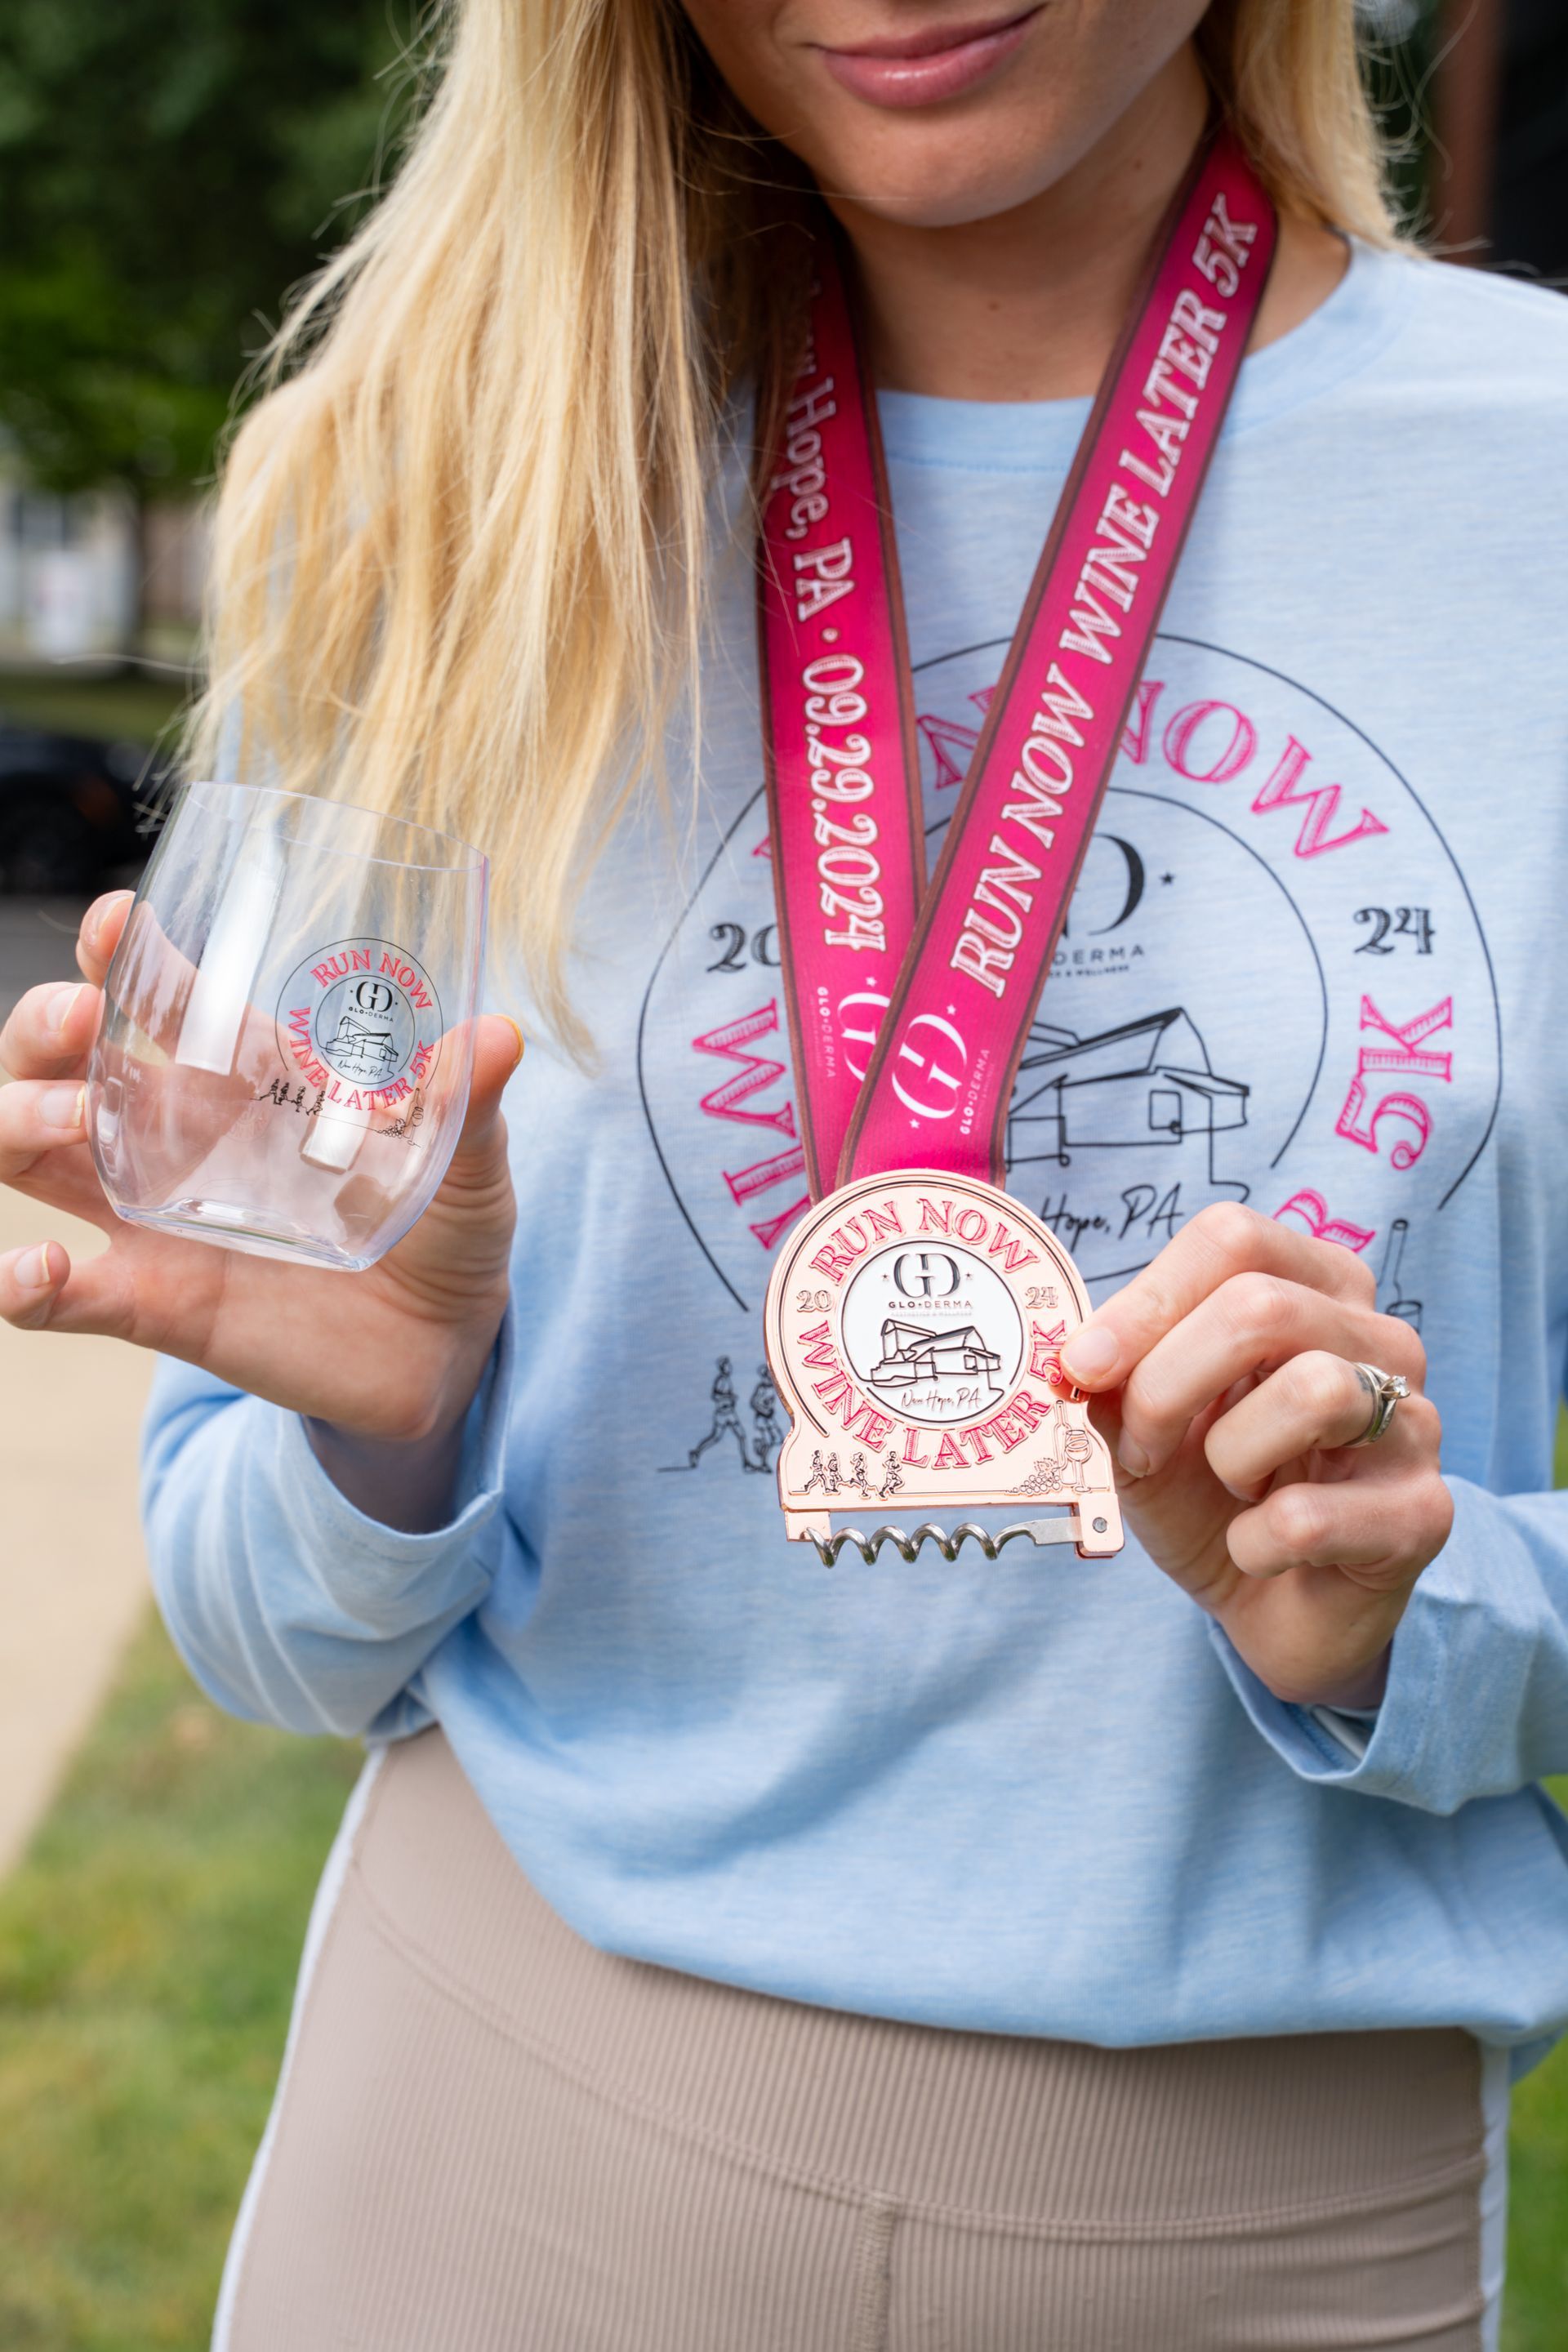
xmin=838 ymin=1240 xmax=1023 ymax=1428
xmin=276 ymin=939 xmax=441 ymax=1093
xmin=763 ymin=1171 xmax=1124 ymax=1557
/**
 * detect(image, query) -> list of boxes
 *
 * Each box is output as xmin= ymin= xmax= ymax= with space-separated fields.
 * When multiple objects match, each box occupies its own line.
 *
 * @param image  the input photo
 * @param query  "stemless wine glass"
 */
xmin=87 ymin=782 xmax=488 ymax=1272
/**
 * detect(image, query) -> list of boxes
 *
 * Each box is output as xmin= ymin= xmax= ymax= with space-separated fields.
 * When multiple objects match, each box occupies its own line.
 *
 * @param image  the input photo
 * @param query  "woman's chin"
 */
xmin=814 ymin=144 xmax=1062 ymax=233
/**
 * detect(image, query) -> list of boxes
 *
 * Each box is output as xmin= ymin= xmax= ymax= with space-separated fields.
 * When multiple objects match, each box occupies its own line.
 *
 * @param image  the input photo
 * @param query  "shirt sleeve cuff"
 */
xmin=1209 ymin=1624 xmax=1396 ymax=1785
xmin=1207 ymin=1474 xmax=1552 ymax=1813
xmin=1307 ymin=1704 xmax=1379 ymax=1760
xmin=278 ymin=1305 xmax=514 ymax=1606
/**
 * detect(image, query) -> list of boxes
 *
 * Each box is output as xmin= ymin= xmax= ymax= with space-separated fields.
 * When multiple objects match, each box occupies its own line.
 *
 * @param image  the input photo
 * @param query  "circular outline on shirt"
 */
xmin=635 ymin=631 xmax=1502 ymax=1309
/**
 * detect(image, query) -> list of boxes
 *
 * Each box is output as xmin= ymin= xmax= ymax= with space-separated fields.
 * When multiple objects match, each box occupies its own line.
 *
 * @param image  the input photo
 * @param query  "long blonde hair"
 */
xmin=192 ymin=0 xmax=1398 ymax=1050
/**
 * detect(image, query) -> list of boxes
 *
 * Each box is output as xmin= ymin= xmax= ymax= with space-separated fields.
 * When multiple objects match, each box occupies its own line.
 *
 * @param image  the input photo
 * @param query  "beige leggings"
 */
xmin=216 ymin=1727 xmax=1499 ymax=2351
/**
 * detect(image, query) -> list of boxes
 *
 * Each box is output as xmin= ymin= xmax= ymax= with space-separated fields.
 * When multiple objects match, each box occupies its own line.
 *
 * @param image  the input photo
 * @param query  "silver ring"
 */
xmin=1349 ymin=1362 xmax=1410 ymax=1446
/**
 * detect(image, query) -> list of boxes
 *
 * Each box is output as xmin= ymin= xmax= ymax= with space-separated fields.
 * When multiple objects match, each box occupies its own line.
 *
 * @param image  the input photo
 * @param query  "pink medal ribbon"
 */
xmin=755 ymin=130 xmax=1278 ymax=1564
xmin=758 ymin=128 xmax=1278 ymax=1195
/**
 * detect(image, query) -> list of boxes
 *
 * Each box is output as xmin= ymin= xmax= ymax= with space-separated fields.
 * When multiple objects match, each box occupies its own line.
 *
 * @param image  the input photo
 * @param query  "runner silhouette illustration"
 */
xmin=750 ymin=1366 xmax=781 ymax=1472
xmin=802 ymin=1449 xmax=844 ymax=1497
xmin=688 ymin=1356 xmax=750 ymax=1470
xmin=878 ymin=1450 xmax=905 ymax=1500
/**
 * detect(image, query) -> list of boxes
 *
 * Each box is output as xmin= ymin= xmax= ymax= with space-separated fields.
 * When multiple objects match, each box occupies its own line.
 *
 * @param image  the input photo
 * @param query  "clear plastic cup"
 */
xmin=87 ymin=782 xmax=488 ymax=1271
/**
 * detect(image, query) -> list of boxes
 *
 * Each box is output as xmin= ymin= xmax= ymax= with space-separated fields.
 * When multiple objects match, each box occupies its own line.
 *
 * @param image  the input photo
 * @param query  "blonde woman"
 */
xmin=3 ymin=2 xmax=1565 ymax=2343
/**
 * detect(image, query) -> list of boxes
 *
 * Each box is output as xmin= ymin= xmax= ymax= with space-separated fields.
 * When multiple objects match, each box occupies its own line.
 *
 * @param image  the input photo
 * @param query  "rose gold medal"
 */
xmin=755 ymin=130 xmax=1276 ymax=1563
xmin=766 ymin=1173 xmax=1120 ymax=1562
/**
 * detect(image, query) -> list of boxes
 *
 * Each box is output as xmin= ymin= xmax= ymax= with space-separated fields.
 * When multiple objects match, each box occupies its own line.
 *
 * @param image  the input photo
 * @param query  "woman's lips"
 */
xmin=815 ymin=7 xmax=1040 ymax=109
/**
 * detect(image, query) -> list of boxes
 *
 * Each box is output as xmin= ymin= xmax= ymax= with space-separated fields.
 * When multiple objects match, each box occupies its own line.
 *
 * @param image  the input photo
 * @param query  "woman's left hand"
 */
xmin=1057 ymin=1204 xmax=1452 ymax=1713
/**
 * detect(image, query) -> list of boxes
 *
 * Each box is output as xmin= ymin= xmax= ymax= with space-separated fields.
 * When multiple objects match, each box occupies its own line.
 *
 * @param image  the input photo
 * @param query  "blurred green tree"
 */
xmin=0 ymin=0 xmax=417 ymax=628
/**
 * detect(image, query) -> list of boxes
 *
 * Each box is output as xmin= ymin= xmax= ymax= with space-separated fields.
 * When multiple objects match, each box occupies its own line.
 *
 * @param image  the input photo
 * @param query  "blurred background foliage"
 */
xmin=4 ymin=0 xmax=1567 ymax=564
xmin=0 ymin=0 xmax=416 ymax=506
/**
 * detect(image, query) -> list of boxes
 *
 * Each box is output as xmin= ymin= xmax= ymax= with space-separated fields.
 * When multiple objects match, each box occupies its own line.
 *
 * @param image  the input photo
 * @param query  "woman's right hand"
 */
xmin=0 ymin=891 xmax=522 ymax=1521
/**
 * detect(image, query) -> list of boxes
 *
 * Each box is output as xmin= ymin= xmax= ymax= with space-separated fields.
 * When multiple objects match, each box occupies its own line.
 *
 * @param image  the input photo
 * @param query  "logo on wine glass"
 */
xmin=276 ymin=939 xmax=443 ymax=1099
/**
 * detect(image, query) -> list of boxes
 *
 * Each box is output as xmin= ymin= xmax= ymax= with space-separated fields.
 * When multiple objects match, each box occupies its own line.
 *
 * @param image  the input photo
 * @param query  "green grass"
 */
xmin=1509 ymin=1360 xmax=1568 ymax=2348
xmin=0 ymin=1619 xmax=358 ymax=2350
xmin=1509 ymin=2040 xmax=1568 ymax=2352
xmin=0 ymin=667 xmax=193 ymax=750
xmin=0 ymin=1609 xmax=1565 ymax=2345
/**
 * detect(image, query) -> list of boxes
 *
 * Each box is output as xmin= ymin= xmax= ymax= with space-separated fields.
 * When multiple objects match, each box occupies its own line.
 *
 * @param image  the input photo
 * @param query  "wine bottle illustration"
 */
xmin=1376 ymin=1218 xmax=1423 ymax=1333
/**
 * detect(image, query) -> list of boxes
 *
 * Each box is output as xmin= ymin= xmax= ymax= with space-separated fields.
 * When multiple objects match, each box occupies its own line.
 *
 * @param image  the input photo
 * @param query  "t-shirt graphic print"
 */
xmin=639 ymin=624 xmax=1499 ymax=1475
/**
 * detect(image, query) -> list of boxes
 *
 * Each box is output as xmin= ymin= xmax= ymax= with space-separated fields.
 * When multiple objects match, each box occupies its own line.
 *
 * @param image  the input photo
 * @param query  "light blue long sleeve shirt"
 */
xmin=145 ymin=244 xmax=1568 ymax=2063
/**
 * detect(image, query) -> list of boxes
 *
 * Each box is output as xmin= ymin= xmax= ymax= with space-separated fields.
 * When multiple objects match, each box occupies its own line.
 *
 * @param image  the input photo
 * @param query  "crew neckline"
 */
xmin=875 ymin=239 xmax=1414 ymax=474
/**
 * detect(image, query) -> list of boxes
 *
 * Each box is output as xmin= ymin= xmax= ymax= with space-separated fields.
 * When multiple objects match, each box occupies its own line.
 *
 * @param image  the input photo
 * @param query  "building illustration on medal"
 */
xmin=864 ymin=1321 xmax=1004 ymax=1416
xmin=1009 ymin=1004 xmax=1249 ymax=1191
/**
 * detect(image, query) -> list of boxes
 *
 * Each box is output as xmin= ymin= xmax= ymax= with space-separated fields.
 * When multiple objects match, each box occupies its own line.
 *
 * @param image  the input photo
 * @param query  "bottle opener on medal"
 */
xmin=756 ymin=129 xmax=1277 ymax=1566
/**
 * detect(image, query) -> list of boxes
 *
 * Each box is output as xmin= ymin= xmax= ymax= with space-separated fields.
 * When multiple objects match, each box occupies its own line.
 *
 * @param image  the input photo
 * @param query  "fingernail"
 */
xmin=16 ymin=1244 xmax=55 ymax=1290
xmin=46 ymin=983 xmax=86 ymax=1035
xmin=39 ymin=1084 xmax=85 ymax=1133
xmin=501 ymin=1017 xmax=526 ymax=1071
xmin=1061 ymin=1325 xmax=1119 ymax=1383
xmin=1117 ymin=1433 xmax=1151 ymax=1478
xmin=91 ymin=890 xmax=133 ymax=942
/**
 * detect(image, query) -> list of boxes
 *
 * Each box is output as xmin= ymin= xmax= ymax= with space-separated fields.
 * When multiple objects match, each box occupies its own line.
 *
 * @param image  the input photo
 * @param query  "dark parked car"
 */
xmin=0 ymin=719 xmax=160 ymax=893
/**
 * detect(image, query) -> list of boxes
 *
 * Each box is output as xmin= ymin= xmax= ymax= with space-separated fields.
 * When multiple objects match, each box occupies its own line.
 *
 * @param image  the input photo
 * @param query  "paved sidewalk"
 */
xmin=0 ymin=1184 xmax=153 ymax=1874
